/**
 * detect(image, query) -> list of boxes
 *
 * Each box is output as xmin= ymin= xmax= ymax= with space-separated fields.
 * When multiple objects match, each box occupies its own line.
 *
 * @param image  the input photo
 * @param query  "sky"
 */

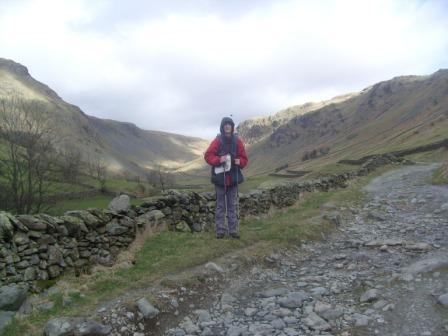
xmin=0 ymin=0 xmax=447 ymax=139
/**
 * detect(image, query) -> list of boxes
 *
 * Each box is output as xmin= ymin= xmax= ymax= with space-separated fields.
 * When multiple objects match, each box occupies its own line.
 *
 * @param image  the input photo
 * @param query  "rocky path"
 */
xmin=155 ymin=164 xmax=448 ymax=336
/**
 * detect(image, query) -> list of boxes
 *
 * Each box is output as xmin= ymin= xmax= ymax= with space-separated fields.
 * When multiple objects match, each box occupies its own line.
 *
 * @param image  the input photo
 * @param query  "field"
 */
xmin=41 ymin=146 xmax=448 ymax=216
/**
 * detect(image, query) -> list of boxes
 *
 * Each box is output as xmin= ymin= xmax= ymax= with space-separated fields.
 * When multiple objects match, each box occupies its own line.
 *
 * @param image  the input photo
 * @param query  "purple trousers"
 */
xmin=215 ymin=185 xmax=239 ymax=235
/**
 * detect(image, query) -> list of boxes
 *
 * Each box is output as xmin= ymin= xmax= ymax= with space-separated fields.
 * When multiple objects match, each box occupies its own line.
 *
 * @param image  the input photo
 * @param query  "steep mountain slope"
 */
xmin=0 ymin=58 xmax=208 ymax=175
xmin=237 ymin=93 xmax=356 ymax=145
xmin=242 ymin=70 xmax=448 ymax=175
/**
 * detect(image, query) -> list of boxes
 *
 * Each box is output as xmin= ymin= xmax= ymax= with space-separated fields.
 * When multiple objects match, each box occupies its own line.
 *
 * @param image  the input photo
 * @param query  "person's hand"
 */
xmin=220 ymin=155 xmax=227 ymax=163
xmin=234 ymin=158 xmax=240 ymax=166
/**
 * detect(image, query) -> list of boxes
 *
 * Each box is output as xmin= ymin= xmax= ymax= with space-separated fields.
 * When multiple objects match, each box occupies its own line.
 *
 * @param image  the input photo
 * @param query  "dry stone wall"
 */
xmin=1 ymin=155 xmax=407 ymax=290
xmin=338 ymin=138 xmax=448 ymax=166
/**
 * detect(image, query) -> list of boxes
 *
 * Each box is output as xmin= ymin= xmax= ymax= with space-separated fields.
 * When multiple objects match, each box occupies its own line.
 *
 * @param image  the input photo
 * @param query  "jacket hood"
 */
xmin=220 ymin=117 xmax=235 ymax=134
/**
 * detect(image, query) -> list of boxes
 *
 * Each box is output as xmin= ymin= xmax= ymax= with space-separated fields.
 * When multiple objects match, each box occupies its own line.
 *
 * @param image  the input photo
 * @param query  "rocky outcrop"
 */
xmin=237 ymin=93 xmax=355 ymax=145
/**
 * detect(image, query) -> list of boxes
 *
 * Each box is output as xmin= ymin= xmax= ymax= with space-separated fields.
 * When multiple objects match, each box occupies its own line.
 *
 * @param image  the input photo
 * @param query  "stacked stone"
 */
xmin=316 ymin=173 xmax=355 ymax=191
xmin=357 ymin=154 xmax=409 ymax=176
xmin=0 ymin=208 xmax=137 ymax=289
xmin=240 ymin=189 xmax=271 ymax=216
xmin=139 ymin=190 xmax=214 ymax=233
xmin=266 ymin=173 xmax=354 ymax=209
xmin=270 ymin=183 xmax=301 ymax=207
xmin=0 ymin=171 xmax=359 ymax=290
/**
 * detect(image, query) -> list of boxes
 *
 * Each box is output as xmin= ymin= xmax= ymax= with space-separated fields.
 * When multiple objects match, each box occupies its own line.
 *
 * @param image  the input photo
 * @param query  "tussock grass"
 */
xmin=407 ymin=147 xmax=448 ymax=185
xmin=432 ymin=163 xmax=448 ymax=185
xmin=405 ymin=146 xmax=448 ymax=163
xmin=306 ymin=162 xmax=359 ymax=178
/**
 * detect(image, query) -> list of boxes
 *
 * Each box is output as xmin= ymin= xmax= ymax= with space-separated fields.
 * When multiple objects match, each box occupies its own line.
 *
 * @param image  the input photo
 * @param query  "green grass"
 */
xmin=405 ymin=148 xmax=448 ymax=185
xmin=46 ymin=196 xmax=143 ymax=216
xmin=405 ymin=147 xmax=448 ymax=163
xmin=308 ymin=162 xmax=359 ymax=176
xmin=2 ymin=168 xmax=376 ymax=336
xmin=432 ymin=163 xmax=448 ymax=185
xmin=103 ymin=178 xmax=150 ymax=193
xmin=45 ymin=181 xmax=91 ymax=194
xmin=48 ymin=175 xmax=157 ymax=198
xmin=238 ymin=175 xmax=280 ymax=192
xmin=0 ymin=170 xmax=158 ymax=215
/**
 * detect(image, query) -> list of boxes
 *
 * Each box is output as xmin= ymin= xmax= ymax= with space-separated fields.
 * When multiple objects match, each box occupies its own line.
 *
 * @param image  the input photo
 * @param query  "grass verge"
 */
xmin=3 ymin=165 xmax=391 ymax=336
xmin=46 ymin=196 xmax=143 ymax=216
xmin=431 ymin=163 xmax=448 ymax=185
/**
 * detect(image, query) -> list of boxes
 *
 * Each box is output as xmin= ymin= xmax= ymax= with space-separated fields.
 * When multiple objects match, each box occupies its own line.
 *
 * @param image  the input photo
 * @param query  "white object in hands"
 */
xmin=214 ymin=154 xmax=231 ymax=174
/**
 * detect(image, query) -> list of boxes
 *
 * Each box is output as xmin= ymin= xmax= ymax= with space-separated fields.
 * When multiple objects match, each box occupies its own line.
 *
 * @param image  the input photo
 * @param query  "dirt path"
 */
xmin=101 ymin=164 xmax=448 ymax=336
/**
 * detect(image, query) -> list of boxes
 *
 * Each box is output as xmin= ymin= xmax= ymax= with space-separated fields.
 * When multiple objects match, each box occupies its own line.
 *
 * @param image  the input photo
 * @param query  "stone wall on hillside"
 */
xmin=0 ymin=153 xmax=408 ymax=290
xmin=0 ymin=173 xmax=356 ymax=290
xmin=338 ymin=138 xmax=448 ymax=165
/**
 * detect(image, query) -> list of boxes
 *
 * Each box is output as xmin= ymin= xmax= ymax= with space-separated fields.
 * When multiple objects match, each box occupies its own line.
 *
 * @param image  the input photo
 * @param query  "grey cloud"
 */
xmin=2 ymin=0 xmax=448 ymax=140
xmin=76 ymin=0 xmax=283 ymax=34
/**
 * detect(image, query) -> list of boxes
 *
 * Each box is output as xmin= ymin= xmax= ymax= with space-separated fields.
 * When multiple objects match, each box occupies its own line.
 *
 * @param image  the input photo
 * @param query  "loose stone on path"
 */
xmin=95 ymin=164 xmax=448 ymax=336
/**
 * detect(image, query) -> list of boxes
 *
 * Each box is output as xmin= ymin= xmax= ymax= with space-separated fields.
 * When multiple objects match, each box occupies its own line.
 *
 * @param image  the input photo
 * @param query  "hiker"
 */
xmin=204 ymin=117 xmax=248 ymax=239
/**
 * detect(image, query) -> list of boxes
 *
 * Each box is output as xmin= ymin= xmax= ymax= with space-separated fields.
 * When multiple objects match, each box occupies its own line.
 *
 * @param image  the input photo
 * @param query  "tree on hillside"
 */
xmin=0 ymin=94 xmax=56 ymax=213
xmin=145 ymin=170 xmax=157 ymax=188
xmin=147 ymin=165 xmax=175 ymax=192
xmin=58 ymin=146 xmax=83 ymax=184
xmin=86 ymin=154 xmax=107 ymax=192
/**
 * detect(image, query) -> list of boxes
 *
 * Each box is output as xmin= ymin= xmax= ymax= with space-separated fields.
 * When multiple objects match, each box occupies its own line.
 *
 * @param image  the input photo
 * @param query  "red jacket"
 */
xmin=204 ymin=135 xmax=248 ymax=186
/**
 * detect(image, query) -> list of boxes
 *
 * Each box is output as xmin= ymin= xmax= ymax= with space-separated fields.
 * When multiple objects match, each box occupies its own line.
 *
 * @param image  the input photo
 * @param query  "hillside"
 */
xmin=237 ymin=93 xmax=357 ymax=145
xmin=2 ymin=58 xmax=447 ymax=182
xmin=184 ymin=69 xmax=448 ymax=180
xmin=240 ymin=70 xmax=448 ymax=175
xmin=0 ymin=58 xmax=208 ymax=176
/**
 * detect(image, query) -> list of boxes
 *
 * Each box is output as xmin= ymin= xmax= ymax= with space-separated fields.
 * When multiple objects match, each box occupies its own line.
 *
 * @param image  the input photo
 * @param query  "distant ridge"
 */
xmin=237 ymin=92 xmax=357 ymax=145
xmin=241 ymin=69 xmax=448 ymax=175
xmin=0 ymin=58 xmax=208 ymax=176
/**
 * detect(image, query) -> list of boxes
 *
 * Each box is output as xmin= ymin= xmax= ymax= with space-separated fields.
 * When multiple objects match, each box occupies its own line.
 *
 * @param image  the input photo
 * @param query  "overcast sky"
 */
xmin=1 ymin=0 xmax=447 ymax=139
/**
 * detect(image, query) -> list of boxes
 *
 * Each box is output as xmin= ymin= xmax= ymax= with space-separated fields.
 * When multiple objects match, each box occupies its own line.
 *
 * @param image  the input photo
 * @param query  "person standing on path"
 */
xmin=204 ymin=117 xmax=248 ymax=239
